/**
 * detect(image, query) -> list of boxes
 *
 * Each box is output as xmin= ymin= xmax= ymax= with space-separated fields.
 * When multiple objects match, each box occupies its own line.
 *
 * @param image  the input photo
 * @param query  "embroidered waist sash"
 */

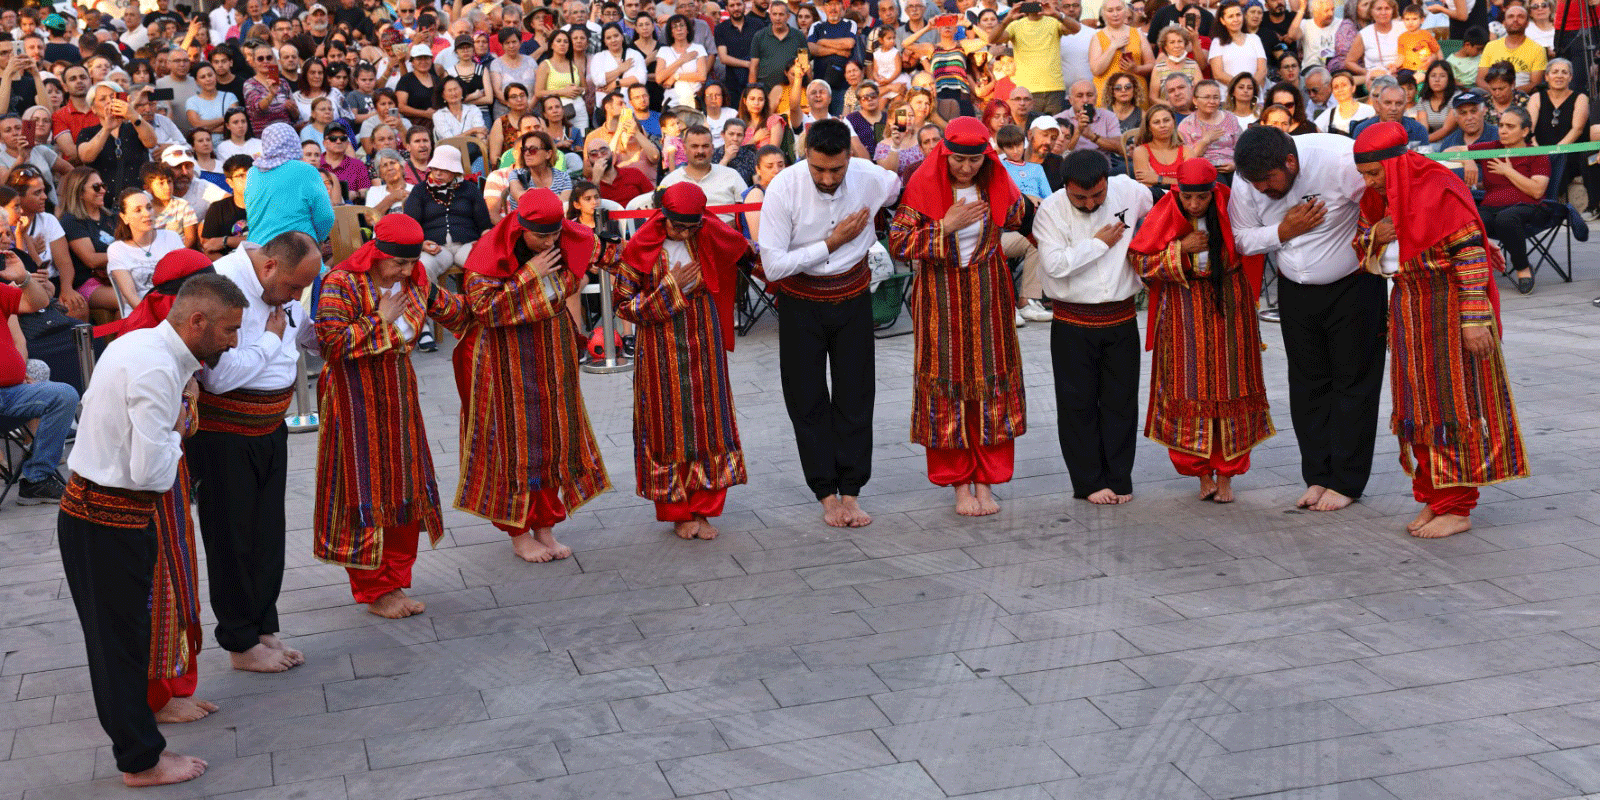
xmin=773 ymin=258 xmax=870 ymax=303
xmin=1052 ymin=298 xmax=1138 ymax=327
xmin=196 ymin=387 xmax=294 ymax=435
xmin=61 ymin=473 xmax=161 ymax=529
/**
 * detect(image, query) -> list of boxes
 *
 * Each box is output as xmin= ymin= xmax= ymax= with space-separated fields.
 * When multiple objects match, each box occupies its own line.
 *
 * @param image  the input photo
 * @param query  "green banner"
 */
xmin=1423 ymin=139 xmax=1600 ymax=161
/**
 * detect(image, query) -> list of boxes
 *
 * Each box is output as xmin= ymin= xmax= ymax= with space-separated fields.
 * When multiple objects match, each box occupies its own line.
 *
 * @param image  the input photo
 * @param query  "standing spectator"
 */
xmin=539 ymin=29 xmax=592 ymax=130
xmin=1475 ymin=4 xmax=1547 ymax=91
xmin=991 ymin=2 xmax=1081 ymax=114
xmin=77 ymin=84 xmax=158 ymax=198
xmin=243 ymin=123 xmax=334 ymax=248
xmin=243 ymin=41 xmax=299 ymax=136
xmin=716 ymin=0 xmax=766 ymax=98
xmin=184 ymin=64 xmax=238 ymax=144
xmin=156 ymin=48 xmax=198 ymax=129
xmin=587 ymin=24 xmax=644 ymax=109
xmin=1090 ymin=0 xmax=1153 ymax=100
xmin=808 ymin=0 xmax=858 ymax=114
xmin=51 ymin=65 xmax=95 ymax=164
xmin=395 ymin=45 xmax=440 ymax=127
xmin=1149 ymin=24 xmax=1202 ymax=105
xmin=1210 ymin=0 xmax=1267 ymax=86
xmin=1346 ymin=0 xmax=1404 ymax=81
xmin=749 ymin=3 xmax=807 ymax=107
xmin=658 ymin=14 xmax=712 ymax=109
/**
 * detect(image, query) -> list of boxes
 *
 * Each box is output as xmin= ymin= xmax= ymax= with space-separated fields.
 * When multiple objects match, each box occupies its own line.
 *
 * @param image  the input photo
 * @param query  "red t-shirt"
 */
xmin=51 ymin=104 xmax=99 ymax=142
xmin=1470 ymin=140 xmax=1550 ymax=206
xmin=598 ymin=167 xmax=655 ymax=207
xmin=0 ymin=284 xmax=25 ymax=388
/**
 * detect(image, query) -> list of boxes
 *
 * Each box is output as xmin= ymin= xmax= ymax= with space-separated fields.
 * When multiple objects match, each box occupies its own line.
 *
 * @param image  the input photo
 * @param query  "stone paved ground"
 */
xmin=5 ymin=248 xmax=1600 ymax=800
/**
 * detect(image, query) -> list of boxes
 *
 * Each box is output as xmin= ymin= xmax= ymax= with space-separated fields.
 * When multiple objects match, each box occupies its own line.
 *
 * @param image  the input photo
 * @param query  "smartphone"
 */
xmin=21 ymin=122 xmax=34 ymax=148
xmin=115 ymin=91 xmax=129 ymax=103
xmin=1018 ymin=2 xmax=1043 ymax=12
xmin=150 ymin=87 xmax=175 ymax=102
xmin=10 ymin=41 xmax=20 ymax=57
xmin=1184 ymin=11 xmax=1200 ymax=26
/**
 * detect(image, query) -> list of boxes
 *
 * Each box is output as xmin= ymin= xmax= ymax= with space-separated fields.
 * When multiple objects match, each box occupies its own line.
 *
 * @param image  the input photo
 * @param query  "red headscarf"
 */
xmin=1354 ymin=121 xmax=1503 ymax=331
xmin=622 ymin=183 xmax=750 ymax=351
xmin=93 ymin=249 xmax=215 ymax=337
xmin=463 ymin=188 xmax=595 ymax=280
xmin=901 ymin=115 xmax=1023 ymax=228
xmin=331 ymin=215 xmax=429 ymax=287
xmin=1128 ymin=159 xmax=1263 ymax=351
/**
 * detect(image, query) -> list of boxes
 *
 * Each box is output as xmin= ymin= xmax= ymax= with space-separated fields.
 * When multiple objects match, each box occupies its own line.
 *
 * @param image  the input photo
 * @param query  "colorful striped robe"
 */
xmin=1355 ymin=221 xmax=1528 ymax=487
xmin=454 ymin=243 xmax=617 ymax=526
xmin=313 ymin=270 xmax=473 ymax=568
xmin=1133 ymin=239 xmax=1275 ymax=459
xmin=886 ymin=200 xmax=1028 ymax=449
xmin=149 ymin=458 xmax=199 ymax=681
xmin=611 ymin=243 xmax=747 ymax=502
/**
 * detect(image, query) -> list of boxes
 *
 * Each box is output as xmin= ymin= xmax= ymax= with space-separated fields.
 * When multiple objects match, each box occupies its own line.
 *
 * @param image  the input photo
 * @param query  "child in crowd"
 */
xmin=1397 ymin=4 xmax=1442 ymax=73
xmin=996 ymin=124 xmax=1049 ymax=202
xmin=1447 ymin=26 xmax=1489 ymax=88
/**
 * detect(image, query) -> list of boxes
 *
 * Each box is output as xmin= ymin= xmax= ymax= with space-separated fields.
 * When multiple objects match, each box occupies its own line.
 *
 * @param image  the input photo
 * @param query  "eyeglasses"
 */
xmin=325 ymin=134 xmax=348 ymax=141
xmin=255 ymin=54 xmax=276 ymax=62
xmin=858 ymin=92 xmax=878 ymax=100
xmin=1113 ymin=84 xmax=1134 ymax=90
xmin=88 ymin=183 xmax=106 ymax=192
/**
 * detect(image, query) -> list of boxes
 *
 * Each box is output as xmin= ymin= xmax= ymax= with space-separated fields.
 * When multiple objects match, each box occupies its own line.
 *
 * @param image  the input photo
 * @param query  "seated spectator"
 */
xmin=582 ymin=138 xmax=656 ymax=205
xmin=1225 ymin=72 xmax=1260 ymax=125
xmin=658 ymin=111 xmax=690 ymax=173
xmin=321 ymin=168 xmax=347 ymax=207
xmin=587 ymin=90 xmax=663 ymax=181
xmin=1265 ymin=82 xmax=1320 ymax=134
xmin=134 ymin=89 xmax=185 ymax=148
xmin=200 ymin=154 xmax=252 ymax=259
xmin=190 ymin=129 xmax=228 ymax=192
xmin=1480 ymin=60 xmax=1530 ymax=128
xmin=365 ymin=149 xmax=414 ymax=216
xmin=1131 ymin=102 xmax=1188 ymax=188
xmin=1025 ymin=116 xmax=1068 ymax=192
xmin=995 ymin=123 xmax=1049 ymax=324
xmin=1353 ymin=81 xmax=1429 ymax=143
xmin=1475 ymin=3 xmax=1545 ymax=92
xmin=659 ymin=123 xmax=748 ymax=224
xmin=433 ymin=75 xmax=488 ymax=140
xmin=299 ymin=97 xmax=340 ymax=144
xmin=217 ymin=107 xmax=263 ymax=160
xmin=1463 ymin=106 xmax=1548 ymax=294
xmin=106 ymin=188 xmax=186 ymax=316
xmin=357 ymin=88 xmax=405 ymax=153
xmin=740 ymin=145 xmax=787 ymax=242
xmin=404 ymin=144 xmax=490 ymax=285
xmin=1302 ymin=65 xmax=1333 ymax=119
xmin=1159 ymin=72 xmax=1196 ymax=122
xmin=141 ymin=162 xmax=199 ymax=249
xmin=875 ymin=120 xmax=941 ymax=182
xmin=5 ymin=167 xmax=70 ymax=305
xmin=1446 ymin=25 xmax=1488 ymax=88
xmin=1260 ymin=103 xmax=1298 ymax=132
xmin=508 ymin=131 xmax=574 ymax=209
xmin=318 ymin=125 xmax=371 ymax=193
xmin=77 ymin=83 xmax=157 ymax=197
xmin=1150 ymin=25 xmax=1203 ymax=106
xmin=1438 ymin=88 xmax=1498 ymax=148
xmin=0 ymin=228 xmax=75 ymax=504
xmin=713 ymin=119 xmax=759 ymax=183
xmin=1177 ymin=78 xmax=1241 ymax=176
xmin=56 ymin=168 xmax=120 ymax=316
xmin=1314 ymin=69 xmax=1374 ymax=135
xmin=0 ymin=114 xmax=65 ymax=204
xmin=161 ymin=145 xmax=229 ymax=220
xmin=996 ymin=124 xmax=1049 ymax=201
xmin=402 ymin=125 xmax=434 ymax=184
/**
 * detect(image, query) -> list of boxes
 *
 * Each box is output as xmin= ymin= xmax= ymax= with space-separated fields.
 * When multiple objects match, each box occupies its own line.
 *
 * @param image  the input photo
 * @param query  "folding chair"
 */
xmin=1522 ymin=154 xmax=1590 ymax=283
xmin=0 ymin=415 xmax=35 ymax=506
xmin=872 ymin=271 xmax=914 ymax=332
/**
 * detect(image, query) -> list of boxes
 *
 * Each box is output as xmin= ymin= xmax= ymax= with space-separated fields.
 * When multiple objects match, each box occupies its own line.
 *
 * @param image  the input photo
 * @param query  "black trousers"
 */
xmin=1051 ymin=318 xmax=1140 ymax=498
xmin=1278 ymin=271 xmax=1387 ymax=499
xmin=778 ymin=293 xmax=875 ymax=500
xmin=1479 ymin=203 xmax=1542 ymax=273
xmin=189 ymin=425 xmax=288 ymax=653
xmin=59 ymin=512 xmax=165 ymax=775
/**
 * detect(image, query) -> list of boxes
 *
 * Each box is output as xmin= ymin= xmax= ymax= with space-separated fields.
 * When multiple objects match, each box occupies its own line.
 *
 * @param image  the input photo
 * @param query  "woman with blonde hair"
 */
xmin=1090 ymin=0 xmax=1153 ymax=99
xmin=1131 ymin=103 xmax=1191 ymax=187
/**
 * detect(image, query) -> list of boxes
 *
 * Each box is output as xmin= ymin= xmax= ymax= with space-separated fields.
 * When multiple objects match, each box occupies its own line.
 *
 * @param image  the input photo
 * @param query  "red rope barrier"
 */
xmin=606 ymin=202 xmax=764 ymax=219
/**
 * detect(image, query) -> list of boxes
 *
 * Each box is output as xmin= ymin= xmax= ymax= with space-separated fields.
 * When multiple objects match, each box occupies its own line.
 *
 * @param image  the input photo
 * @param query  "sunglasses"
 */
xmin=88 ymin=183 xmax=106 ymax=192
xmin=325 ymin=135 xmax=348 ymax=141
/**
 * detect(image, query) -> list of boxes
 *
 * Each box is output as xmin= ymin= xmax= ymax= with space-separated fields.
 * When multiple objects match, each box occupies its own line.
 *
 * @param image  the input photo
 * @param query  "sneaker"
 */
xmin=18 ymin=477 xmax=63 ymax=505
xmin=1019 ymin=298 xmax=1053 ymax=322
xmin=621 ymin=335 xmax=636 ymax=358
xmin=1014 ymin=310 xmax=1027 ymax=328
xmin=1257 ymin=307 xmax=1281 ymax=324
xmin=417 ymin=329 xmax=437 ymax=353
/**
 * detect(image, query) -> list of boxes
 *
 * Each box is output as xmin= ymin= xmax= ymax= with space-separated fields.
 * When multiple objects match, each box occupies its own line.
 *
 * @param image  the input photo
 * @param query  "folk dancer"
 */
xmin=887 ymin=116 xmax=1028 ymax=517
xmin=613 ymin=183 xmax=752 ymax=540
xmin=1032 ymin=149 xmax=1154 ymax=504
xmin=94 ymin=250 xmax=223 ymax=723
xmin=61 ymin=274 xmax=246 ymax=787
xmin=454 ymin=190 xmax=618 ymax=562
xmin=1232 ymin=128 xmax=1384 ymax=512
xmin=191 ymin=231 xmax=321 ymax=673
xmin=756 ymin=118 xmax=901 ymax=528
xmin=1351 ymin=121 xmax=1528 ymax=538
xmin=314 ymin=216 xmax=472 ymax=616
xmin=1128 ymin=158 xmax=1275 ymax=503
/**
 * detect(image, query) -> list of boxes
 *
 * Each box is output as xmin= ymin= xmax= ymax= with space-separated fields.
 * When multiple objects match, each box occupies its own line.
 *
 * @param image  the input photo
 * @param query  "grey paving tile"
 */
xmin=869 ymin=653 xmax=982 ymax=690
xmin=731 ymin=541 xmax=869 ymax=575
xmin=761 ymin=666 xmax=889 ymax=707
xmin=1534 ymin=745 xmax=1600 ymax=794
xmin=208 ymin=778 xmax=352 ymax=800
xmin=553 ymin=720 xmax=728 ymax=774
xmin=712 ymin=697 xmax=890 ymax=748
xmin=1374 ymin=756 xmax=1580 ymax=800
xmin=1331 ymin=664 xmax=1600 ymax=731
xmin=1117 ymin=599 xmax=1381 ymax=655
xmin=855 ymin=593 xmax=1004 ymax=634
xmin=1357 ymin=632 xmax=1600 ymax=689
xmin=796 ymin=616 xmax=1019 ymax=669
xmin=571 ymin=612 xmax=872 ymax=673
xmin=1228 ymin=782 xmax=1402 ymax=800
xmin=1038 ymin=761 xmax=1212 ymax=800
xmin=729 ymin=586 xmax=872 ymax=626
xmin=236 ymin=692 xmax=489 ymax=756
xmin=343 ymin=745 xmax=566 ymax=800
xmin=1354 ymin=580 xmax=1526 ymax=622
xmin=479 ymin=666 xmax=666 ymax=719
xmin=653 ymin=647 xmax=812 ymax=692
xmin=1003 ymin=660 xmax=1151 ymax=704
xmin=1086 ymin=682 xmax=1238 ymax=728
xmin=724 ymin=762 xmax=945 ymax=800
xmin=1192 ymin=700 xmax=1371 ymax=752
xmin=956 ymin=630 xmax=1142 ymax=677
xmin=1512 ymin=701 xmax=1600 ymax=749
xmin=874 ymin=698 xmax=1119 ymax=760
xmin=657 ymin=730 xmax=895 ymax=795
xmin=917 ymin=742 xmax=1076 ymax=795
xmin=426 ymin=762 xmax=675 ymax=800
xmin=1046 ymin=720 xmax=1225 ymax=774
xmin=362 ymin=702 xmax=617 ymax=769
xmin=1204 ymin=662 xmax=1396 ymax=712
xmin=609 ymin=680 xmax=777 ymax=731
xmin=869 ymin=676 xmax=1026 ymax=724
xmin=630 ymin=603 xmax=745 ymax=637
xmin=270 ymin=740 xmax=370 ymax=783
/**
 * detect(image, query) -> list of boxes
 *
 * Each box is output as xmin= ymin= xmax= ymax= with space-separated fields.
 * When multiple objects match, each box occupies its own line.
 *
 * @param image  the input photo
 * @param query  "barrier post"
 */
xmin=582 ymin=269 xmax=633 ymax=374
xmin=285 ymin=352 xmax=319 ymax=432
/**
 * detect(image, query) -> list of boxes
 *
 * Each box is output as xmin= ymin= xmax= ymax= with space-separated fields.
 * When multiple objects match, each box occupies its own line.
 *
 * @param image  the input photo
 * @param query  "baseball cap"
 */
xmin=43 ymin=14 xmax=67 ymax=32
xmin=1029 ymin=115 xmax=1061 ymax=133
xmin=1451 ymin=88 xmax=1487 ymax=108
xmin=410 ymin=43 xmax=433 ymax=59
xmin=162 ymin=147 xmax=198 ymax=167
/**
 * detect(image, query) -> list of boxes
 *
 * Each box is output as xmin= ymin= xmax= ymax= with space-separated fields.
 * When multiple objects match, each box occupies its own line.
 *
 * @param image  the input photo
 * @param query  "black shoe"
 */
xmin=417 ymin=329 xmax=437 ymax=352
xmin=577 ymin=346 xmax=593 ymax=366
xmin=621 ymin=335 xmax=636 ymax=358
xmin=1516 ymin=276 xmax=1536 ymax=295
xmin=18 ymin=477 xmax=63 ymax=505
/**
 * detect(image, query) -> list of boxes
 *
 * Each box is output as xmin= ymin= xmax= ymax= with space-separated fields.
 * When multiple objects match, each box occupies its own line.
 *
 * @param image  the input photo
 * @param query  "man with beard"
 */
xmin=1231 ymin=126 xmax=1380 ymax=513
xmin=1476 ymin=3 xmax=1546 ymax=92
xmin=1032 ymin=149 xmax=1153 ymax=505
xmin=715 ymin=0 xmax=766 ymax=99
xmin=50 ymin=64 xmax=94 ymax=162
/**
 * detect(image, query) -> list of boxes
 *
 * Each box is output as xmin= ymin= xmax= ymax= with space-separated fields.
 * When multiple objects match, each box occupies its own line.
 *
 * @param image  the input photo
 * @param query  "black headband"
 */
xmin=944 ymin=138 xmax=987 ymax=155
xmin=375 ymin=239 xmax=422 ymax=259
xmin=663 ymin=207 xmax=702 ymax=225
xmin=152 ymin=266 xmax=215 ymax=296
xmin=518 ymin=214 xmax=562 ymax=235
xmin=1354 ymin=143 xmax=1407 ymax=164
xmin=1177 ymin=181 xmax=1216 ymax=192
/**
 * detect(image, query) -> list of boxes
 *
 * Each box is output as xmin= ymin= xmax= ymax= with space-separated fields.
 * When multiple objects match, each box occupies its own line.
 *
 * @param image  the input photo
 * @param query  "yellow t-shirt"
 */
xmin=1010 ymin=17 xmax=1066 ymax=93
xmin=1478 ymin=36 xmax=1548 ymax=86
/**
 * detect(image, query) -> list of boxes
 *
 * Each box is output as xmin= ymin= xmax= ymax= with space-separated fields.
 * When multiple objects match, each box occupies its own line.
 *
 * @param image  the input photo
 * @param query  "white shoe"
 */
xmin=1019 ymin=298 xmax=1053 ymax=322
xmin=1014 ymin=309 xmax=1027 ymax=327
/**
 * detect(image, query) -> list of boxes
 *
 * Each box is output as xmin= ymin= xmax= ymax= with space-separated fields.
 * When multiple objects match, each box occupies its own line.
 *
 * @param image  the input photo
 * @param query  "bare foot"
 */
xmin=1413 ymin=513 xmax=1472 ymax=539
xmin=153 ymin=697 xmax=219 ymax=724
xmin=367 ymin=589 xmax=423 ymax=619
xmin=1198 ymin=474 xmax=1218 ymax=501
xmin=1086 ymin=488 xmax=1119 ymax=505
xmin=258 ymin=634 xmax=303 ymax=666
xmin=954 ymin=485 xmax=984 ymax=516
xmin=123 ymin=751 xmax=207 ymax=787
xmin=694 ymin=515 xmax=720 ymax=540
xmin=673 ymin=520 xmax=700 ymax=540
xmin=973 ymin=483 xmax=1000 ymax=515
xmin=1295 ymin=485 xmax=1326 ymax=508
xmin=821 ymin=495 xmax=851 ymax=527
xmin=1311 ymin=489 xmax=1354 ymax=512
xmin=1213 ymin=475 xmax=1234 ymax=504
xmin=840 ymin=495 xmax=872 ymax=527
xmin=534 ymin=527 xmax=572 ymax=560
xmin=510 ymin=531 xmax=556 ymax=562
xmin=1406 ymin=507 xmax=1436 ymax=532
xmin=230 ymin=643 xmax=296 ymax=673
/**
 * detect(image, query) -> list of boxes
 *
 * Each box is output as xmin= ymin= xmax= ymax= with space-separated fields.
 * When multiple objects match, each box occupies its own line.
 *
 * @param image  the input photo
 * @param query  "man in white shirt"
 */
xmin=188 ymin=231 xmax=320 ymax=675
xmin=163 ymin=146 xmax=229 ymax=220
xmin=757 ymin=119 xmax=900 ymax=528
xmin=60 ymin=274 xmax=245 ymax=789
xmin=658 ymin=124 xmax=750 ymax=224
xmin=1033 ymin=149 xmax=1154 ymax=505
xmin=211 ymin=0 xmax=240 ymax=44
xmin=1059 ymin=0 xmax=1097 ymax=88
xmin=1231 ymin=128 xmax=1384 ymax=513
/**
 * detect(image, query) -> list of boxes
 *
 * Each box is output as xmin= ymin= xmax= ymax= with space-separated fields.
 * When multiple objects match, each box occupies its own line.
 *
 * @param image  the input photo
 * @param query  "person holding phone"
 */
xmin=990 ymin=0 xmax=1082 ymax=115
xmin=242 ymin=42 xmax=299 ymax=136
xmin=77 ymin=84 xmax=159 ymax=197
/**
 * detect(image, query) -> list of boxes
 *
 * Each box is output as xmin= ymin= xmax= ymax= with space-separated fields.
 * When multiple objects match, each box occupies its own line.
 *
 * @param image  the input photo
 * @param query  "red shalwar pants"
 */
xmin=1168 ymin=420 xmax=1253 ymax=477
xmin=655 ymin=489 xmax=728 ymax=522
xmin=346 ymin=522 xmax=422 ymax=604
xmin=1410 ymin=443 xmax=1479 ymax=516
xmin=926 ymin=412 xmax=1016 ymax=486
xmin=145 ymin=623 xmax=202 ymax=712
xmin=494 ymin=488 xmax=569 ymax=536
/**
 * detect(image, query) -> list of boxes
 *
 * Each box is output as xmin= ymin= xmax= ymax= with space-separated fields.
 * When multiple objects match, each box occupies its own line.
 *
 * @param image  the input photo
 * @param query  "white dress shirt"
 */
xmin=1228 ymin=133 xmax=1366 ymax=286
xmin=1033 ymin=174 xmax=1154 ymax=304
xmin=68 ymin=321 xmax=199 ymax=493
xmin=210 ymin=5 xmax=238 ymax=45
xmin=758 ymin=158 xmax=902 ymax=282
xmin=658 ymin=164 xmax=750 ymax=225
xmin=200 ymin=243 xmax=307 ymax=394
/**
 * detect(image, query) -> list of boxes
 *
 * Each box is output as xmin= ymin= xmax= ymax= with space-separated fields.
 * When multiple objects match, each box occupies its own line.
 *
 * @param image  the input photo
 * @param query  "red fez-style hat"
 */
xmin=942 ymin=115 xmax=991 ymax=155
xmin=1176 ymin=158 xmax=1219 ymax=192
xmin=372 ymin=214 xmax=424 ymax=260
xmin=1354 ymin=121 xmax=1409 ymax=164
xmin=518 ymin=188 xmax=566 ymax=235
xmin=660 ymin=182 xmax=707 ymax=226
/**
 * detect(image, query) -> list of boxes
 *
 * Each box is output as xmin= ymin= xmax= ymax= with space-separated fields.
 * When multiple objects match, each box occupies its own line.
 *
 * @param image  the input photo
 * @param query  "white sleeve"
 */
xmin=199 ymin=329 xmax=284 ymax=394
xmin=756 ymin=174 xmax=829 ymax=281
xmin=1034 ymin=193 xmax=1112 ymax=279
xmin=125 ymin=366 xmax=185 ymax=493
xmin=1228 ymin=183 xmax=1283 ymax=256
